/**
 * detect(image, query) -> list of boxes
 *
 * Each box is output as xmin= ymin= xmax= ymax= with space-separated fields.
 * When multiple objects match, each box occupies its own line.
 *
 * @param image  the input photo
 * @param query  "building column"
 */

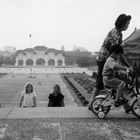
xmin=23 ymin=57 xmax=26 ymax=66
xmin=45 ymin=60 xmax=48 ymax=66
xmin=55 ymin=57 xmax=57 ymax=66
xmin=15 ymin=57 xmax=18 ymax=66
xmin=62 ymin=56 xmax=65 ymax=66
xmin=33 ymin=58 xmax=36 ymax=66
xmin=33 ymin=61 xmax=36 ymax=66
xmin=23 ymin=60 xmax=26 ymax=66
xmin=55 ymin=61 xmax=57 ymax=66
xmin=45 ymin=56 xmax=48 ymax=66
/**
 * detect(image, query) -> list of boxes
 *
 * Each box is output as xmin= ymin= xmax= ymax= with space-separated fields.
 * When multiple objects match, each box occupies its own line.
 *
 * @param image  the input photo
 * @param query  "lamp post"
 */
xmin=29 ymin=34 xmax=32 ymax=48
xmin=29 ymin=34 xmax=32 ymax=76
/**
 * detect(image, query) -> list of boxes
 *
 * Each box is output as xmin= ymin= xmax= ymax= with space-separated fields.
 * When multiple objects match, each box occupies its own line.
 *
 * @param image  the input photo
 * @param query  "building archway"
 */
xmin=36 ymin=58 xmax=45 ymax=65
xmin=18 ymin=60 xmax=24 ymax=66
xmin=57 ymin=60 xmax=63 ymax=66
xmin=48 ymin=59 xmax=55 ymax=66
xmin=26 ymin=59 xmax=33 ymax=66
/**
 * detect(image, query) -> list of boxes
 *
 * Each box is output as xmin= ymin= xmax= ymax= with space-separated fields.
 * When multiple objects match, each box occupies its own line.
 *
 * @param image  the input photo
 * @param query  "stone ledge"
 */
xmin=0 ymin=107 xmax=13 ymax=119
xmin=0 ymin=107 xmax=137 ymax=119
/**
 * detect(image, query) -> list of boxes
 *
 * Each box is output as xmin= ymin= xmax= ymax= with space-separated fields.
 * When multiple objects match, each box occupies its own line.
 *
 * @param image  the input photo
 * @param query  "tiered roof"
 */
xmin=123 ymin=28 xmax=140 ymax=54
xmin=16 ymin=46 xmax=63 ymax=55
xmin=34 ymin=46 xmax=47 ymax=51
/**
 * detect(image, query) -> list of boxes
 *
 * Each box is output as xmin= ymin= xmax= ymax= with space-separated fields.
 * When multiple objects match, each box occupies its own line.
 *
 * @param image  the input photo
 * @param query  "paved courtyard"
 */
xmin=0 ymin=118 xmax=140 ymax=140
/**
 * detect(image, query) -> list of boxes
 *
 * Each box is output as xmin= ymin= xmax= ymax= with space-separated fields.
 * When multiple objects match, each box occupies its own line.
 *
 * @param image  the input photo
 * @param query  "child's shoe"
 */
xmin=115 ymin=97 xmax=128 ymax=107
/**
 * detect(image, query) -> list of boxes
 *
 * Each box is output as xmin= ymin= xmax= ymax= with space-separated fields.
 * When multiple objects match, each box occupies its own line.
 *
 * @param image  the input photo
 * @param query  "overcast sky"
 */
xmin=0 ymin=0 xmax=140 ymax=52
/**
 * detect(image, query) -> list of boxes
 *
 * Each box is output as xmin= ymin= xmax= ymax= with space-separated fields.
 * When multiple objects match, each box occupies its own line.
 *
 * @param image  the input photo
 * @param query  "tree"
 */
xmin=77 ymin=57 xmax=96 ymax=67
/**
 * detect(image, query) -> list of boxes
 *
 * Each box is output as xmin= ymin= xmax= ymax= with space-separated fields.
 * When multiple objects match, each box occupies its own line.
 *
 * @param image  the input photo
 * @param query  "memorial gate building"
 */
xmin=15 ymin=46 xmax=65 ymax=66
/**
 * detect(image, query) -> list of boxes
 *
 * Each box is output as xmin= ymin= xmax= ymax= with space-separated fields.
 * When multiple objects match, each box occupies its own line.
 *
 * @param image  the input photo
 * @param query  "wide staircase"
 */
xmin=0 ymin=106 xmax=136 ymax=119
xmin=0 ymin=72 xmax=138 ymax=119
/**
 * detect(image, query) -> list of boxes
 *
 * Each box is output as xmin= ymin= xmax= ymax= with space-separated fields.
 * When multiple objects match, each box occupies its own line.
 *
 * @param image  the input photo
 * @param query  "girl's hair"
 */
xmin=115 ymin=14 xmax=131 ymax=29
xmin=25 ymin=83 xmax=33 ymax=93
xmin=53 ymin=84 xmax=62 ymax=94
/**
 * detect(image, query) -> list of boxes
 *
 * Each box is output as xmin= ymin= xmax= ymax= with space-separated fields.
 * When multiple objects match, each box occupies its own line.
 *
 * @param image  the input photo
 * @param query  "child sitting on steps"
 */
xmin=20 ymin=83 xmax=37 ymax=108
xmin=48 ymin=84 xmax=64 ymax=107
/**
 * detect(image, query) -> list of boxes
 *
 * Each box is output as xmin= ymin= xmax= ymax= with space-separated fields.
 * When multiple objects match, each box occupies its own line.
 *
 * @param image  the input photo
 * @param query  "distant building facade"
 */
xmin=15 ymin=46 xmax=65 ymax=66
xmin=64 ymin=50 xmax=92 ymax=65
xmin=15 ymin=46 xmax=92 ymax=67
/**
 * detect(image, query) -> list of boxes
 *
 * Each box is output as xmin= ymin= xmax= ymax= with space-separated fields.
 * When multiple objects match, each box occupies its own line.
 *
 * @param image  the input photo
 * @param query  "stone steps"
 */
xmin=0 ymin=106 xmax=137 ymax=119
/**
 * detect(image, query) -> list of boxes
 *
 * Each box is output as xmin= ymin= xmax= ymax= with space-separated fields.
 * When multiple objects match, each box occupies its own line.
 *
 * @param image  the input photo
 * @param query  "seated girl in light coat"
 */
xmin=20 ymin=83 xmax=37 ymax=107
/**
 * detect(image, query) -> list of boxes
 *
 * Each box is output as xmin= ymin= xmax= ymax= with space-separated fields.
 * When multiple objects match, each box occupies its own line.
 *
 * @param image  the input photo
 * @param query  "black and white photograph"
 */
xmin=0 ymin=0 xmax=140 ymax=139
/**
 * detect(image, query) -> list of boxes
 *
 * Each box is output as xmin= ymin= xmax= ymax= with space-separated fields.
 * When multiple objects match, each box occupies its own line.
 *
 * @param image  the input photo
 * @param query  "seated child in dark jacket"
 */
xmin=48 ymin=84 xmax=64 ymax=107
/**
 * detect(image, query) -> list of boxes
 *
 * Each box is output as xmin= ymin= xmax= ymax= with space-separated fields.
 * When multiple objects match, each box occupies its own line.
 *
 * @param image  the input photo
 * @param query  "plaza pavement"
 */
xmin=0 ymin=107 xmax=140 ymax=140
